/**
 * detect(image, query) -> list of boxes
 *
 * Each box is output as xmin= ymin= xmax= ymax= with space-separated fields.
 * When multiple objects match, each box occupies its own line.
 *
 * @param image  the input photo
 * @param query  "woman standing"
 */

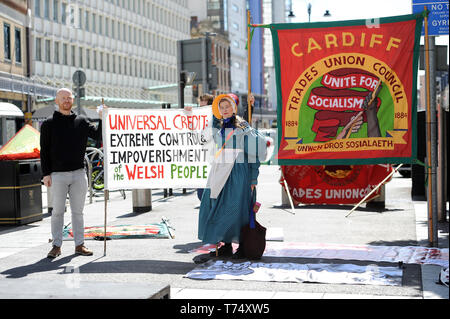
xmin=198 ymin=94 xmax=268 ymax=259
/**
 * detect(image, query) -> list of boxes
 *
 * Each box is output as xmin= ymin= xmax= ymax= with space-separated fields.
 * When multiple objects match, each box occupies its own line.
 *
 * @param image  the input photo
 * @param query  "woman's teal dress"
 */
xmin=198 ymin=121 xmax=267 ymax=244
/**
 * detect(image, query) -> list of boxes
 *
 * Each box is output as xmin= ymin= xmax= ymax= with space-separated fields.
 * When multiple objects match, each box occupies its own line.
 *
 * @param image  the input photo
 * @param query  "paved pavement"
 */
xmin=0 ymin=165 xmax=448 ymax=301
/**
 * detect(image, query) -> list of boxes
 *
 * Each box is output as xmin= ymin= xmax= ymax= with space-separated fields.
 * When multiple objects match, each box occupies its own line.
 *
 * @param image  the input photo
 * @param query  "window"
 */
xmin=45 ymin=39 xmax=51 ymax=62
xmin=35 ymin=38 xmax=42 ymax=61
xmin=61 ymin=2 xmax=67 ymax=24
xmin=44 ymin=0 xmax=50 ymax=19
xmin=93 ymin=50 xmax=97 ymax=70
xmin=112 ymin=54 xmax=115 ymax=73
xmin=86 ymin=49 xmax=90 ymax=68
xmin=100 ymin=52 xmax=104 ymax=71
xmin=69 ymin=5 xmax=75 ymax=27
xmin=54 ymin=41 xmax=59 ymax=64
xmin=92 ymin=13 xmax=96 ymax=33
xmin=35 ymin=0 xmax=41 ymax=17
xmin=62 ymin=43 xmax=67 ymax=65
xmin=78 ymin=8 xmax=82 ymax=28
xmin=71 ymin=44 xmax=75 ymax=66
xmin=105 ymin=18 xmax=109 ymax=37
xmin=106 ymin=53 xmax=110 ymax=72
xmin=129 ymin=25 xmax=132 ymax=43
xmin=53 ymin=0 xmax=59 ymax=22
xmin=85 ymin=11 xmax=89 ymax=31
xmin=3 ymin=23 xmax=11 ymax=61
xmin=79 ymin=47 xmax=83 ymax=68
xmin=99 ymin=15 xmax=103 ymax=35
xmin=112 ymin=20 xmax=115 ymax=38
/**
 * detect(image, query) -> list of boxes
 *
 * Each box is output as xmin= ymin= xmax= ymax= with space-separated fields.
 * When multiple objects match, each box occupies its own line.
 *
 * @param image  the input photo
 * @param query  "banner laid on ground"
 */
xmin=186 ymin=260 xmax=403 ymax=286
xmin=270 ymin=13 xmax=424 ymax=165
xmin=281 ymin=164 xmax=393 ymax=205
xmin=103 ymin=106 xmax=213 ymax=190
xmin=63 ymin=223 xmax=172 ymax=240
xmin=192 ymin=242 xmax=449 ymax=267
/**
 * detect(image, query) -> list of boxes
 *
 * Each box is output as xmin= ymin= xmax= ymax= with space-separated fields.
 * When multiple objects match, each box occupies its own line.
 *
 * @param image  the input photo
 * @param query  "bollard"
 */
xmin=132 ymin=189 xmax=152 ymax=213
xmin=366 ymin=184 xmax=385 ymax=210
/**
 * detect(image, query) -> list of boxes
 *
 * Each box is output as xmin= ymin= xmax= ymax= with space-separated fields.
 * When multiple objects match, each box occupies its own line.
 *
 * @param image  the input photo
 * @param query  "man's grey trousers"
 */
xmin=50 ymin=169 xmax=88 ymax=247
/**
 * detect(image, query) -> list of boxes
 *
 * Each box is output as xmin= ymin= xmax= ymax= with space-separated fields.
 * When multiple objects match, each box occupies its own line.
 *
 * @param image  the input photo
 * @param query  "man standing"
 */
xmin=40 ymin=88 xmax=104 ymax=258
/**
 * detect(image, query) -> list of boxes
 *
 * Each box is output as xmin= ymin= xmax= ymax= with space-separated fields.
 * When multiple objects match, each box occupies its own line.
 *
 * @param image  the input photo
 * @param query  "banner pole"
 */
xmin=247 ymin=9 xmax=252 ymax=124
xmin=280 ymin=168 xmax=296 ymax=215
xmin=104 ymin=189 xmax=108 ymax=255
xmin=423 ymin=6 xmax=437 ymax=247
xmin=345 ymin=164 xmax=402 ymax=218
xmin=101 ymin=97 xmax=108 ymax=256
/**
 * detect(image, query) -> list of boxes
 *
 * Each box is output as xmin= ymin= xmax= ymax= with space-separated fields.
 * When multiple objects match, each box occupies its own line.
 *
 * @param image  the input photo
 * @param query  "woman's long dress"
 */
xmin=198 ymin=122 xmax=268 ymax=244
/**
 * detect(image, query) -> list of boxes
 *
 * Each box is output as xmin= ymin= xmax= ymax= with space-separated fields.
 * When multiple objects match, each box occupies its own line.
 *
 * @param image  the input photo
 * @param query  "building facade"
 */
xmin=1 ymin=0 xmax=29 ymax=145
xmin=32 ymin=0 xmax=192 ymax=108
xmin=189 ymin=4 xmax=231 ymax=97
xmin=226 ymin=0 xmax=248 ymax=95
xmin=262 ymin=0 xmax=286 ymax=111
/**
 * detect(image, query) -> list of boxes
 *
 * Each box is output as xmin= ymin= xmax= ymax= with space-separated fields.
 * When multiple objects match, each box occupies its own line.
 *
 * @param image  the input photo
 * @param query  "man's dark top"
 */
xmin=40 ymin=110 xmax=102 ymax=177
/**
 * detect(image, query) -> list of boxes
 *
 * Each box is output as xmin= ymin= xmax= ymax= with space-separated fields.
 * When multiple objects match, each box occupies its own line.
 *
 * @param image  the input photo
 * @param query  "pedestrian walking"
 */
xmin=197 ymin=94 xmax=268 ymax=259
xmin=40 ymin=88 xmax=105 ymax=258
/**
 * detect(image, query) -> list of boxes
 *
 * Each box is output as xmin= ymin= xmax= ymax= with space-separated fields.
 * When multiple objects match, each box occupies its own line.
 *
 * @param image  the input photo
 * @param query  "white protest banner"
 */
xmin=103 ymin=106 xmax=213 ymax=190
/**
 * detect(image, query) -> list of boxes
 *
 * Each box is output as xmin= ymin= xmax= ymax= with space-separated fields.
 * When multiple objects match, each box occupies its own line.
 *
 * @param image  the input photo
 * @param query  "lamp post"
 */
xmin=307 ymin=3 xmax=312 ymax=22
xmin=178 ymin=71 xmax=196 ymax=108
xmin=287 ymin=0 xmax=295 ymax=22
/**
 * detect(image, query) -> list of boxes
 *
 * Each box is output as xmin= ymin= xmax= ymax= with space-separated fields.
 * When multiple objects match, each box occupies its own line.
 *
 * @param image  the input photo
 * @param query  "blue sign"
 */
xmin=413 ymin=0 xmax=449 ymax=36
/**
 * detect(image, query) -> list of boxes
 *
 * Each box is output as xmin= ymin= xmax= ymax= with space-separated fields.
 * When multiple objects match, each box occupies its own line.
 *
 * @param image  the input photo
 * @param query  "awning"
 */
xmin=0 ymin=102 xmax=24 ymax=117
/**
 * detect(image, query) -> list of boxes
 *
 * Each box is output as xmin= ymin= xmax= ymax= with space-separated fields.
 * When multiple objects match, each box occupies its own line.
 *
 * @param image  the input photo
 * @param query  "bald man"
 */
xmin=40 ymin=88 xmax=104 ymax=258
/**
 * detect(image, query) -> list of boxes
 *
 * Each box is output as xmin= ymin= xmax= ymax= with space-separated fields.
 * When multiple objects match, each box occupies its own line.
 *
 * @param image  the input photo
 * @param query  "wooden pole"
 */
xmin=344 ymin=79 xmax=381 ymax=139
xmin=247 ymin=9 xmax=252 ymax=124
xmin=280 ymin=168 xmax=296 ymax=215
xmin=423 ymin=6 xmax=434 ymax=246
xmin=345 ymin=164 xmax=402 ymax=218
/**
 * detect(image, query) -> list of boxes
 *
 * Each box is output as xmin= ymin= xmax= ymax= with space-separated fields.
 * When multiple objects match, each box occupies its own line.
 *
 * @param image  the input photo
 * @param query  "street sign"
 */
xmin=419 ymin=45 xmax=449 ymax=71
xmin=413 ymin=0 xmax=449 ymax=36
xmin=72 ymin=70 xmax=86 ymax=86
xmin=177 ymin=38 xmax=211 ymax=84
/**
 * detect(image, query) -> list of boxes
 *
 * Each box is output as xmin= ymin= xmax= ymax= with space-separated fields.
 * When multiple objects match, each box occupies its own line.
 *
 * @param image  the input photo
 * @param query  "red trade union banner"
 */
xmin=270 ymin=13 xmax=424 ymax=165
xmin=281 ymin=165 xmax=393 ymax=205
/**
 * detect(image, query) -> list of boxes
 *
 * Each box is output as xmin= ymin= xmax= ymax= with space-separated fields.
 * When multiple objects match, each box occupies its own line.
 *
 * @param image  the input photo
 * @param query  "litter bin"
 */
xmin=132 ymin=189 xmax=152 ymax=213
xmin=0 ymin=159 xmax=43 ymax=225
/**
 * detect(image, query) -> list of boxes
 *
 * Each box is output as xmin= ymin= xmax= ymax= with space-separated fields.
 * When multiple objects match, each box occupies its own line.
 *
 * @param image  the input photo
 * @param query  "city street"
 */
xmin=0 ymin=165 xmax=448 ymax=302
